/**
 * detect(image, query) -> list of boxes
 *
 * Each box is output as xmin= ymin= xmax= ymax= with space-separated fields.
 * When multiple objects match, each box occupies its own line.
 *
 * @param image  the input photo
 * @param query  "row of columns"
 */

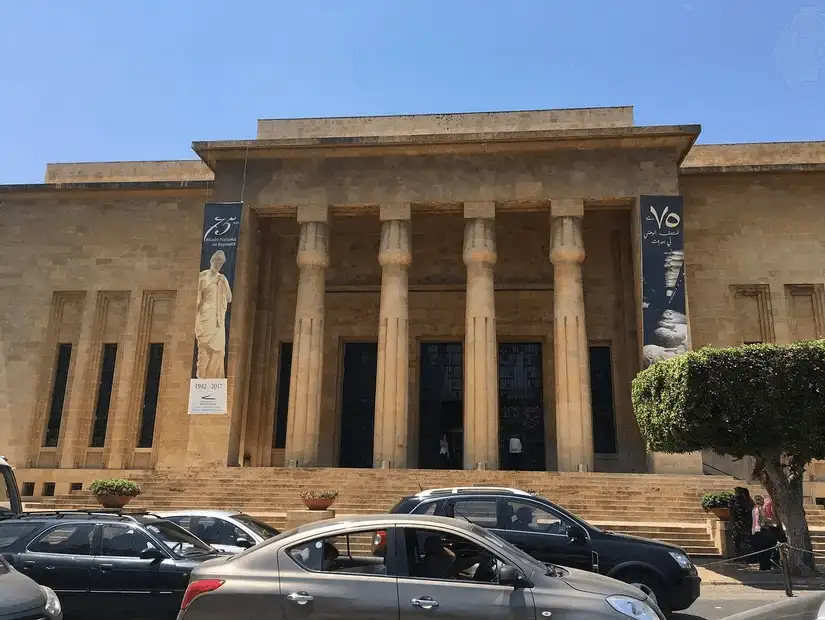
xmin=283 ymin=200 xmax=595 ymax=472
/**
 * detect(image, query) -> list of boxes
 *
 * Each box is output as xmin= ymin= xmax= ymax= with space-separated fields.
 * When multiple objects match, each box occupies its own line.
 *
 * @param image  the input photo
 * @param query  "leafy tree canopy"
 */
xmin=631 ymin=340 xmax=825 ymax=466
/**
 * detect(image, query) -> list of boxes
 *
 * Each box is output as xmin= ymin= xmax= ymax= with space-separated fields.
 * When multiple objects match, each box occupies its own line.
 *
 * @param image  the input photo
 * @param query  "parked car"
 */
xmin=178 ymin=513 xmax=664 ymax=619
xmin=157 ymin=510 xmax=279 ymax=553
xmin=379 ymin=487 xmax=700 ymax=615
xmin=0 ymin=456 xmax=23 ymax=519
xmin=0 ymin=554 xmax=62 ymax=619
xmin=0 ymin=511 xmax=227 ymax=620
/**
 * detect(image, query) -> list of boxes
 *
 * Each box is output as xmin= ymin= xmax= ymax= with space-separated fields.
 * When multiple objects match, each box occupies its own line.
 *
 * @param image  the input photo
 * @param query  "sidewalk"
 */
xmin=696 ymin=558 xmax=825 ymax=588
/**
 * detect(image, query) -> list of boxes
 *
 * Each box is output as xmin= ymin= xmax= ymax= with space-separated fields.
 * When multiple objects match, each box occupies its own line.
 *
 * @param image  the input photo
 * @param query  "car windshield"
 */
xmin=140 ymin=518 xmax=215 ymax=555
xmin=233 ymin=513 xmax=279 ymax=539
xmin=470 ymin=524 xmax=547 ymax=573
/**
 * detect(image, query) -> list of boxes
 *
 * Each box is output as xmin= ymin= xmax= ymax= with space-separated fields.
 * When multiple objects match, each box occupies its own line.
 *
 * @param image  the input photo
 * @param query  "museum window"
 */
xmin=43 ymin=343 xmax=73 ymax=448
xmin=137 ymin=343 xmax=164 ymax=448
xmin=589 ymin=345 xmax=618 ymax=455
xmin=272 ymin=343 xmax=292 ymax=449
xmin=90 ymin=343 xmax=119 ymax=448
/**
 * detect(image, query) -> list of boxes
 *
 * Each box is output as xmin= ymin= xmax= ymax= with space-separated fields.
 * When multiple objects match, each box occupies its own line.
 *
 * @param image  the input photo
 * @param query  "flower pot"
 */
xmin=303 ymin=498 xmax=334 ymax=511
xmin=710 ymin=507 xmax=731 ymax=521
xmin=95 ymin=495 xmax=133 ymax=509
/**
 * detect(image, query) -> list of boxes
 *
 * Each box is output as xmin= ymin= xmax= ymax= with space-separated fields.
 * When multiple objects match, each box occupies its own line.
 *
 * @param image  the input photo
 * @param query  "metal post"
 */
xmin=779 ymin=543 xmax=793 ymax=597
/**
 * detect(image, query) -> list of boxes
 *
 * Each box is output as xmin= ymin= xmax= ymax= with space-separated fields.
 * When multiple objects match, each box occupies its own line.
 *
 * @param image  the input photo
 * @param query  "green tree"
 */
xmin=631 ymin=340 xmax=825 ymax=574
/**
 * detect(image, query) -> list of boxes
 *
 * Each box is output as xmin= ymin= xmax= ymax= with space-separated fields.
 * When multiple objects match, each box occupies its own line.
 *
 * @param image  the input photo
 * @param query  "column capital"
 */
xmin=380 ymin=202 xmax=411 ymax=221
xmin=379 ymin=218 xmax=412 ymax=267
xmin=297 ymin=204 xmax=328 ymax=224
xmin=550 ymin=198 xmax=584 ymax=219
xmin=464 ymin=201 xmax=496 ymax=220
xmin=296 ymin=220 xmax=329 ymax=268
xmin=463 ymin=217 xmax=497 ymax=265
xmin=549 ymin=215 xmax=585 ymax=266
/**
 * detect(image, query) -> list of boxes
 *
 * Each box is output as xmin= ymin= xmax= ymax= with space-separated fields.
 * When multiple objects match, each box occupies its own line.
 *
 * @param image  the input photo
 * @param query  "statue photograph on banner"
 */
xmin=188 ymin=202 xmax=243 ymax=414
xmin=639 ymin=195 xmax=689 ymax=368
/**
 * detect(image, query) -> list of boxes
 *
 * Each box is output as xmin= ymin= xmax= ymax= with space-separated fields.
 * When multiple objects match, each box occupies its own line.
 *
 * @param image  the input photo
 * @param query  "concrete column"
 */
xmin=373 ymin=203 xmax=412 ymax=469
xmin=549 ymin=198 xmax=594 ymax=472
xmin=463 ymin=201 xmax=499 ymax=470
xmin=284 ymin=205 xmax=329 ymax=467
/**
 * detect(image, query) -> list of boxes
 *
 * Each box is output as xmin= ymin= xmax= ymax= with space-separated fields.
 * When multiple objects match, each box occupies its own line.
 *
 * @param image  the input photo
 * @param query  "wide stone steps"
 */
xmin=23 ymin=468 xmax=774 ymax=558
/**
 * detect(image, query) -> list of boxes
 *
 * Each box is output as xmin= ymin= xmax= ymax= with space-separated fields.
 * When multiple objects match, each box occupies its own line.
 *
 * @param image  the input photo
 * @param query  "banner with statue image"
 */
xmin=640 ymin=195 xmax=688 ymax=368
xmin=188 ymin=202 xmax=243 ymax=414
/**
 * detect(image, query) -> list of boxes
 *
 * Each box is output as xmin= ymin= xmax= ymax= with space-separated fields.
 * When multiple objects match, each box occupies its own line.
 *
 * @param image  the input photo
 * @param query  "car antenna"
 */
xmin=413 ymin=471 xmax=423 ymax=492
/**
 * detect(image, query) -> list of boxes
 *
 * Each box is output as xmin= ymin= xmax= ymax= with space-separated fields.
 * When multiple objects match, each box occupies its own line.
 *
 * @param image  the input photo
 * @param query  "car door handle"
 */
xmin=43 ymin=566 xmax=55 ymax=571
xmin=97 ymin=564 xmax=113 ymax=572
xmin=411 ymin=597 xmax=439 ymax=609
xmin=21 ymin=561 xmax=34 ymax=570
xmin=286 ymin=592 xmax=313 ymax=605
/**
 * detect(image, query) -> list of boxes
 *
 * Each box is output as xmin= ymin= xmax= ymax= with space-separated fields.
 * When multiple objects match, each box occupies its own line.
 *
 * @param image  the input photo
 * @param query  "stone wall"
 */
xmin=0 ymin=190 xmax=206 ymax=470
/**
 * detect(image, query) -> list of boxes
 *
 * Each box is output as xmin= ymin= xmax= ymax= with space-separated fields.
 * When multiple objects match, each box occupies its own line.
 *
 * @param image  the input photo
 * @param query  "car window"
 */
xmin=233 ymin=513 xmax=278 ymax=539
xmin=100 ymin=524 xmax=159 ymax=558
xmin=28 ymin=523 xmax=95 ymax=555
xmin=195 ymin=517 xmax=247 ymax=547
xmin=0 ymin=522 xmax=43 ymax=551
xmin=445 ymin=499 xmax=499 ymax=528
xmin=288 ymin=529 xmax=389 ymax=577
xmin=401 ymin=527 xmax=505 ymax=584
xmin=164 ymin=515 xmax=191 ymax=530
xmin=503 ymin=499 xmax=572 ymax=536
xmin=140 ymin=519 xmax=214 ymax=555
xmin=411 ymin=502 xmax=438 ymax=516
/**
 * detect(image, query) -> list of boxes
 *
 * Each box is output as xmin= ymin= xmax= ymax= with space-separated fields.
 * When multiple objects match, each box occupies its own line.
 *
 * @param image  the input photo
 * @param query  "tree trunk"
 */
xmin=756 ymin=456 xmax=816 ymax=575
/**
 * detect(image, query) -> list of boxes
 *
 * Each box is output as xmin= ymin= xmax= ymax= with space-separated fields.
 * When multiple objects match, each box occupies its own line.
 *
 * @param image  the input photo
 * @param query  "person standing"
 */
xmin=508 ymin=435 xmax=523 ymax=470
xmin=751 ymin=495 xmax=775 ymax=571
xmin=438 ymin=435 xmax=450 ymax=469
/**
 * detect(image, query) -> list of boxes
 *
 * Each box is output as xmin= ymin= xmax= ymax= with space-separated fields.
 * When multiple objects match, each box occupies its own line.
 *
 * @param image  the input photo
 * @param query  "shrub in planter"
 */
xmin=701 ymin=491 xmax=734 ymax=520
xmin=90 ymin=478 xmax=141 ymax=509
xmin=300 ymin=489 xmax=339 ymax=510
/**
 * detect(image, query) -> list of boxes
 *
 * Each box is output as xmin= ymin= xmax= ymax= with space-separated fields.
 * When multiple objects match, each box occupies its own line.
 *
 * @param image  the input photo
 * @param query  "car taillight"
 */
xmin=181 ymin=579 xmax=224 ymax=610
xmin=374 ymin=530 xmax=386 ymax=546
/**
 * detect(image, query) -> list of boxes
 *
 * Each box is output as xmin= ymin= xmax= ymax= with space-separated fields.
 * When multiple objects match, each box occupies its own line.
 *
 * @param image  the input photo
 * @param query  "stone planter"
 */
xmin=709 ymin=507 xmax=731 ymax=521
xmin=95 ymin=495 xmax=134 ymax=509
xmin=302 ymin=498 xmax=335 ymax=511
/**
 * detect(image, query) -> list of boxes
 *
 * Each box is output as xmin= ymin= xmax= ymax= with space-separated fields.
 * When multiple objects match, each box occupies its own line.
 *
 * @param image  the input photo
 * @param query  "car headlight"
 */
xmin=606 ymin=595 xmax=660 ymax=620
xmin=668 ymin=551 xmax=693 ymax=571
xmin=40 ymin=585 xmax=62 ymax=618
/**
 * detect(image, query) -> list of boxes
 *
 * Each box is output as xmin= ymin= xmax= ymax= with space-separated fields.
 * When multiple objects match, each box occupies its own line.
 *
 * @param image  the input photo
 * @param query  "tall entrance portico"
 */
xmin=199 ymin=108 xmax=696 ymax=474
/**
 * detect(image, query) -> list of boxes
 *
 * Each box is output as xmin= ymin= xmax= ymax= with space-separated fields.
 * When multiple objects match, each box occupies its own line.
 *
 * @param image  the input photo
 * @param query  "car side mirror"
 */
xmin=140 ymin=547 xmax=164 ymax=560
xmin=499 ymin=565 xmax=524 ymax=588
xmin=236 ymin=537 xmax=254 ymax=548
xmin=567 ymin=525 xmax=587 ymax=544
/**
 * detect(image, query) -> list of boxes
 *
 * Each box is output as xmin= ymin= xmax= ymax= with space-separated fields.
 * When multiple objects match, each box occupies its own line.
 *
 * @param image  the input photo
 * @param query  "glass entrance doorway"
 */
xmin=498 ymin=342 xmax=545 ymax=470
xmin=418 ymin=342 xmax=463 ymax=469
xmin=338 ymin=342 xmax=378 ymax=468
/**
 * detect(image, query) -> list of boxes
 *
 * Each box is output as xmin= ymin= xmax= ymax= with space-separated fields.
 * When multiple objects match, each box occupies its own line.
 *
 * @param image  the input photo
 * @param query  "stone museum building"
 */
xmin=2 ymin=106 xmax=825 ymax=489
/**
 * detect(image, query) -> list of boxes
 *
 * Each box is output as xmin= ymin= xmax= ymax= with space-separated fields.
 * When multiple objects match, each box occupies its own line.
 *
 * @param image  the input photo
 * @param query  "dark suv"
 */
xmin=382 ymin=487 xmax=700 ymax=615
xmin=0 ymin=511 xmax=227 ymax=620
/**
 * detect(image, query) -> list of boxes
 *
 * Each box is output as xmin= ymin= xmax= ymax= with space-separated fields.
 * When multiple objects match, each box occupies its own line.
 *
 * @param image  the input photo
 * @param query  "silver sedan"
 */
xmin=176 ymin=514 xmax=663 ymax=619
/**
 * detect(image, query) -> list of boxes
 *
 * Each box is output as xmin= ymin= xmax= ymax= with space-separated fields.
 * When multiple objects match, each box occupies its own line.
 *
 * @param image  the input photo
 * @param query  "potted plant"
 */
xmin=90 ymin=478 xmax=141 ymax=509
xmin=301 ymin=489 xmax=339 ymax=511
xmin=701 ymin=491 xmax=734 ymax=521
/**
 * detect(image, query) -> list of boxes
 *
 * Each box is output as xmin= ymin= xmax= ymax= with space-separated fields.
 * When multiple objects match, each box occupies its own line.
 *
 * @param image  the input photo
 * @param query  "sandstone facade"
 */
xmin=2 ymin=107 xmax=825 ymax=497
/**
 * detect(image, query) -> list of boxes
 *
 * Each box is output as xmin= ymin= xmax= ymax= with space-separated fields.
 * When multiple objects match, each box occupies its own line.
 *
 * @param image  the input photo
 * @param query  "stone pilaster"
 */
xmin=284 ymin=205 xmax=329 ymax=467
xmin=463 ymin=201 xmax=499 ymax=470
xmin=373 ymin=203 xmax=412 ymax=468
xmin=549 ymin=198 xmax=594 ymax=472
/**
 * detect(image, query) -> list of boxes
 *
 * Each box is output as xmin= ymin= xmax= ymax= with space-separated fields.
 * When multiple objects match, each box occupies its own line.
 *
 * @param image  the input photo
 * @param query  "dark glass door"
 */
xmin=498 ymin=342 xmax=545 ymax=471
xmin=418 ymin=343 xmax=463 ymax=469
xmin=339 ymin=343 xmax=378 ymax=468
xmin=590 ymin=345 xmax=618 ymax=455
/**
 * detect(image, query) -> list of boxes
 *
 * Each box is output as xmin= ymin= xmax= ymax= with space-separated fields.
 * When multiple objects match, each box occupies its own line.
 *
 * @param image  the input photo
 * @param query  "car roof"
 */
xmin=412 ymin=487 xmax=533 ymax=499
xmin=282 ymin=513 xmax=476 ymax=540
xmin=0 ymin=456 xmax=10 ymax=468
xmin=156 ymin=510 xmax=240 ymax=518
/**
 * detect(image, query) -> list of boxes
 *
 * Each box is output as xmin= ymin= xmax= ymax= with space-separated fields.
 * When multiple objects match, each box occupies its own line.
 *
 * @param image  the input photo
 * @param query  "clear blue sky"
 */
xmin=2 ymin=0 xmax=824 ymax=184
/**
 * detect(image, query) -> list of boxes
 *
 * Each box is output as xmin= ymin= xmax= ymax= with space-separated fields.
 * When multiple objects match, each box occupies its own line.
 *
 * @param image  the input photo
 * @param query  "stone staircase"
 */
xmin=24 ymin=468 xmax=778 ymax=557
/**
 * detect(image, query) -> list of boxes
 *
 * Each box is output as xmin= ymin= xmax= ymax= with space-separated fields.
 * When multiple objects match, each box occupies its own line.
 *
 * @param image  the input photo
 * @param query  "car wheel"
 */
xmin=618 ymin=570 xmax=670 ymax=616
